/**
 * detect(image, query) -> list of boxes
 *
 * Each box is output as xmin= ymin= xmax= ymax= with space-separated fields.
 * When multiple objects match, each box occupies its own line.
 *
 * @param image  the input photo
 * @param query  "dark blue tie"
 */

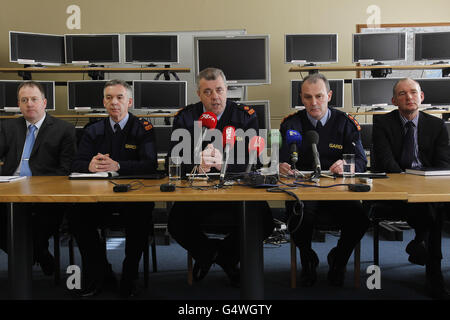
xmin=399 ymin=121 xmax=415 ymax=170
xmin=20 ymin=125 xmax=37 ymax=176
xmin=316 ymin=121 xmax=323 ymax=130
xmin=114 ymin=123 xmax=121 ymax=134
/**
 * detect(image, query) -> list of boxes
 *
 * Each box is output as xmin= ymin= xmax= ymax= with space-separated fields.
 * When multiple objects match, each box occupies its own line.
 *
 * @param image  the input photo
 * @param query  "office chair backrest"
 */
xmin=359 ymin=123 xmax=373 ymax=150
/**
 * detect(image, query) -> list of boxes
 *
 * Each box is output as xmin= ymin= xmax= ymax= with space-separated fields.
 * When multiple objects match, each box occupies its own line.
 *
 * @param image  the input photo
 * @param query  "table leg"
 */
xmin=240 ymin=201 xmax=264 ymax=299
xmin=7 ymin=203 xmax=33 ymax=299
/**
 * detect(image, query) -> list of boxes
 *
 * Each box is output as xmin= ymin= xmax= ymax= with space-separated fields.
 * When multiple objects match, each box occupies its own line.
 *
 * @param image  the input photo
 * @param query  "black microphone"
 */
xmin=305 ymin=130 xmax=321 ymax=174
xmin=286 ymin=129 xmax=302 ymax=166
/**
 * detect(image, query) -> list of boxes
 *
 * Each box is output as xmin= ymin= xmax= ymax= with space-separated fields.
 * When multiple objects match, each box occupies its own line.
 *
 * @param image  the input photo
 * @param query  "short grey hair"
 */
xmin=301 ymin=73 xmax=330 ymax=92
xmin=104 ymin=79 xmax=133 ymax=98
xmin=392 ymin=78 xmax=421 ymax=97
xmin=196 ymin=68 xmax=227 ymax=90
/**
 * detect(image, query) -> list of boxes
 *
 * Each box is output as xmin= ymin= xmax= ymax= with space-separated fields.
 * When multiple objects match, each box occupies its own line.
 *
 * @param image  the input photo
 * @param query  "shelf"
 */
xmin=289 ymin=64 xmax=450 ymax=73
xmin=0 ymin=67 xmax=190 ymax=73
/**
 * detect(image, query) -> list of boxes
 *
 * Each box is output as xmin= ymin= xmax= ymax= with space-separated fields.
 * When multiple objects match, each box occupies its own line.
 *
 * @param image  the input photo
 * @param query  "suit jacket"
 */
xmin=372 ymin=110 xmax=450 ymax=173
xmin=0 ymin=114 xmax=76 ymax=176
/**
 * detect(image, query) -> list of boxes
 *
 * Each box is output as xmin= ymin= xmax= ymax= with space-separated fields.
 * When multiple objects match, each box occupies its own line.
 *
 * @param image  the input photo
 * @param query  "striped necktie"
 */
xmin=399 ymin=121 xmax=415 ymax=170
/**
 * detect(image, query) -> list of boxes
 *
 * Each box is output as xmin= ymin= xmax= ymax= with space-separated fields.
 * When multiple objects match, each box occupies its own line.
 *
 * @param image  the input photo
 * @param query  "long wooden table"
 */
xmin=1 ymin=174 xmax=449 ymax=299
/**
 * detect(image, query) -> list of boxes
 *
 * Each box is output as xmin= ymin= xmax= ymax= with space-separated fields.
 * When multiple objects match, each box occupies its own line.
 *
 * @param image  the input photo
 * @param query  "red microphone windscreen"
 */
xmin=198 ymin=112 xmax=217 ymax=129
xmin=223 ymin=126 xmax=236 ymax=147
xmin=248 ymin=136 xmax=265 ymax=156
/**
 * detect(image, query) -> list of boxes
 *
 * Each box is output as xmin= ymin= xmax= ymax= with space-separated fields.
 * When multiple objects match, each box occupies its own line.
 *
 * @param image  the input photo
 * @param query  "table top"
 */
xmin=3 ymin=174 xmax=442 ymax=203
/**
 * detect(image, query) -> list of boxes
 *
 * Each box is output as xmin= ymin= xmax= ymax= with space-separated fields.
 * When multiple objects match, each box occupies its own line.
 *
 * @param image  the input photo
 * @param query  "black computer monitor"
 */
xmin=415 ymin=78 xmax=450 ymax=108
xmin=9 ymin=31 xmax=65 ymax=66
xmin=414 ymin=32 xmax=450 ymax=62
xmin=291 ymin=79 xmax=344 ymax=108
xmin=124 ymin=34 xmax=179 ymax=64
xmin=285 ymin=33 xmax=338 ymax=64
xmin=238 ymin=100 xmax=271 ymax=131
xmin=352 ymin=78 xmax=400 ymax=108
xmin=0 ymin=80 xmax=55 ymax=112
xmin=353 ymin=32 xmax=406 ymax=63
xmin=65 ymin=34 xmax=120 ymax=64
xmin=67 ymin=80 xmax=107 ymax=111
xmin=194 ymin=35 xmax=270 ymax=86
xmin=153 ymin=125 xmax=172 ymax=156
xmin=132 ymin=80 xmax=187 ymax=112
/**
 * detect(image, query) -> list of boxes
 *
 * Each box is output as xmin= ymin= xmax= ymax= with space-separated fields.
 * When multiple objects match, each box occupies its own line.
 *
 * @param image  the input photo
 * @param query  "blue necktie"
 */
xmin=399 ymin=121 xmax=415 ymax=170
xmin=20 ymin=125 xmax=37 ymax=176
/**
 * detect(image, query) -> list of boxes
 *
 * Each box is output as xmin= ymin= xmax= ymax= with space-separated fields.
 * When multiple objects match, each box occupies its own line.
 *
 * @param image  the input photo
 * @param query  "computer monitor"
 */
xmin=132 ymin=80 xmax=187 ymax=113
xmin=124 ymin=34 xmax=179 ymax=64
xmin=238 ymin=100 xmax=271 ymax=131
xmin=65 ymin=34 xmax=120 ymax=64
xmin=194 ymin=35 xmax=271 ymax=86
xmin=67 ymin=80 xmax=107 ymax=111
xmin=291 ymin=79 xmax=344 ymax=108
xmin=352 ymin=78 xmax=400 ymax=108
xmin=284 ymin=33 xmax=338 ymax=64
xmin=353 ymin=32 xmax=406 ymax=64
xmin=0 ymin=80 xmax=55 ymax=112
xmin=414 ymin=32 xmax=450 ymax=62
xmin=9 ymin=31 xmax=65 ymax=66
xmin=153 ymin=125 xmax=172 ymax=156
xmin=415 ymin=78 xmax=450 ymax=108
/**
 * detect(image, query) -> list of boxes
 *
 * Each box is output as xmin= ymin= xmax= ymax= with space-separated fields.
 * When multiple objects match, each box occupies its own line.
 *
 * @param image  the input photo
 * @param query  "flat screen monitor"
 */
xmin=132 ymin=80 xmax=187 ymax=112
xmin=285 ymin=33 xmax=338 ymax=64
xmin=9 ymin=31 xmax=65 ymax=66
xmin=67 ymin=80 xmax=107 ymax=111
xmin=353 ymin=32 xmax=406 ymax=63
xmin=153 ymin=125 xmax=172 ymax=156
xmin=291 ymin=79 xmax=344 ymax=108
xmin=352 ymin=78 xmax=400 ymax=108
xmin=238 ymin=100 xmax=271 ymax=131
xmin=0 ymin=80 xmax=55 ymax=112
xmin=194 ymin=35 xmax=270 ymax=85
xmin=125 ymin=34 xmax=179 ymax=64
xmin=65 ymin=34 xmax=120 ymax=64
xmin=415 ymin=78 xmax=450 ymax=107
xmin=414 ymin=32 xmax=450 ymax=62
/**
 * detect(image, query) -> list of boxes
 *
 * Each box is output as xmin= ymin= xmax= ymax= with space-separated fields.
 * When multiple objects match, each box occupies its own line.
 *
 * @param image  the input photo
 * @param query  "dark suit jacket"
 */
xmin=372 ymin=110 xmax=450 ymax=173
xmin=0 ymin=114 xmax=76 ymax=176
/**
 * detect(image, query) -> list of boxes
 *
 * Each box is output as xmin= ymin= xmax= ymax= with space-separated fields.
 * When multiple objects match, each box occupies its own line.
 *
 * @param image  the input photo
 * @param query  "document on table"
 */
xmin=0 ymin=176 xmax=27 ymax=183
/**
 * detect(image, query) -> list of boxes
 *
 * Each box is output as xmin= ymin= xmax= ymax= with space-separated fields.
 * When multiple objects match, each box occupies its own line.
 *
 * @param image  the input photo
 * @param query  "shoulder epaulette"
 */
xmin=236 ymin=103 xmax=256 ymax=116
xmin=346 ymin=113 xmax=361 ymax=131
xmin=173 ymin=106 xmax=185 ymax=117
xmin=139 ymin=118 xmax=153 ymax=131
xmin=280 ymin=111 xmax=299 ymax=125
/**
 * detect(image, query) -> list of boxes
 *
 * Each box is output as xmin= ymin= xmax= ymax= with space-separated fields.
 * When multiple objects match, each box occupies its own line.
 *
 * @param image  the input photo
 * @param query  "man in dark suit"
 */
xmin=68 ymin=79 xmax=157 ymax=298
xmin=372 ymin=78 xmax=450 ymax=299
xmin=0 ymin=81 xmax=76 ymax=275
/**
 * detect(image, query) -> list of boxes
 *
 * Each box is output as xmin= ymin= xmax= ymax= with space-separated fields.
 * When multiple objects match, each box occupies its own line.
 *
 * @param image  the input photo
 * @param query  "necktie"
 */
xmin=114 ymin=123 xmax=121 ymax=134
xmin=399 ymin=121 xmax=415 ymax=170
xmin=316 ymin=121 xmax=323 ymax=130
xmin=20 ymin=125 xmax=37 ymax=177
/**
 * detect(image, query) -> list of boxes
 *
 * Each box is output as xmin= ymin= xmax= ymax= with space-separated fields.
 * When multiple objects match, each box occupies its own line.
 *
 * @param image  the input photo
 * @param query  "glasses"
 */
xmin=201 ymin=87 xmax=225 ymax=97
xmin=19 ymin=97 xmax=42 ymax=104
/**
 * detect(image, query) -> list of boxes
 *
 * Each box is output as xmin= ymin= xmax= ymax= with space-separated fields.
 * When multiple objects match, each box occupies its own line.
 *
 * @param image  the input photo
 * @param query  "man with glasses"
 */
xmin=0 ymin=81 xmax=76 ymax=276
xmin=167 ymin=68 xmax=274 ymax=287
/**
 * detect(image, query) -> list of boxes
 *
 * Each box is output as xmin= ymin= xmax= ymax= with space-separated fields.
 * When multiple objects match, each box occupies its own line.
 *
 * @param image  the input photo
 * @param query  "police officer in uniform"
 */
xmin=68 ymin=79 xmax=157 ymax=298
xmin=168 ymin=68 xmax=274 ymax=287
xmin=279 ymin=73 xmax=369 ymax=287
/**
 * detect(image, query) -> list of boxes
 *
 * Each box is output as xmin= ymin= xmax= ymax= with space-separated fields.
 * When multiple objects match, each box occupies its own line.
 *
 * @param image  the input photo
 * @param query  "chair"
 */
xmin=64 ymin=214 xmax=158 ymax=288
xmin=289 ymin=228 xmax=361 ymax=289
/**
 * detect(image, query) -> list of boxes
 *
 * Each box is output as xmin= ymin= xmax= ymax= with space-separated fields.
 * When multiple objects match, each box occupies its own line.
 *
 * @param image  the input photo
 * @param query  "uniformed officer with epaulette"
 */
xmin=68 ymin=79 xmax=157 ymax=298
xmin=168 ymin=68 xmax=274 ymax=287
xmin=279 ymin=73 xmax=369 ymax=288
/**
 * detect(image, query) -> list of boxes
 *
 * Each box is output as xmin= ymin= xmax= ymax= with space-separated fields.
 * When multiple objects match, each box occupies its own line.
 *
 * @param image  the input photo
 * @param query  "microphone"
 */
xmin=194 ymin=112 xmax=218 ymax=160
xmin=286 ymin=129 xmax=302 ymax=166
xmin=305 ymin=130 xmax=321 ymax=174
xmin=219 ymin=126 xmax=236 ymax=182
xmin=246 ymin=136 xmax=266 ymax=173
